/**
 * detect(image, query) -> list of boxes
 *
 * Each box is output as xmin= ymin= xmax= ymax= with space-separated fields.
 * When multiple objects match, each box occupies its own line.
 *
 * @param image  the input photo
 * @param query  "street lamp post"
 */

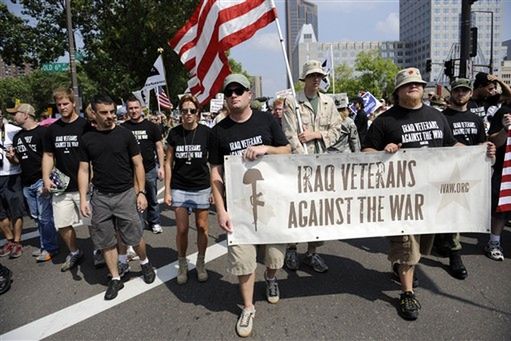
xmin=472 ymin=10 xmax=494 ymax=74
xmin=66 ymin=0 xmax=80 ymax=109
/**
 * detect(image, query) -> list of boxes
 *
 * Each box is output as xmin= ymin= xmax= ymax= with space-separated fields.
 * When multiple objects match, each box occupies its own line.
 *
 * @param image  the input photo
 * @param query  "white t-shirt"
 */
xmin=0 ymin=120 xmax=22 ymax=176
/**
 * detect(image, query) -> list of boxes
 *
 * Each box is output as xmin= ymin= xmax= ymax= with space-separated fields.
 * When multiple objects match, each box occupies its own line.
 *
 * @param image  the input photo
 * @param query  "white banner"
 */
xmin=224 ymin=145 xmax=491 ymax=245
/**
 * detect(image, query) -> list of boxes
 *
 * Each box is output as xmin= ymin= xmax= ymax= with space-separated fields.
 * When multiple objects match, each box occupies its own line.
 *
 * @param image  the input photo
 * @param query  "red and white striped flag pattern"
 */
xmin=157 ymin=87 xmax=172 ymax=109
xmin=497 ymin=129 xmax=511 ymax=212
xmin=169 ymin=0 xmax=277 ymax=105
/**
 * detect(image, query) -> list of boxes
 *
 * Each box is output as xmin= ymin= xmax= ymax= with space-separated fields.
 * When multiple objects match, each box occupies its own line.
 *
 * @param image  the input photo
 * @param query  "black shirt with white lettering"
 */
xmin=442 ymin=108 xmax=486 ymax=146
xmin=209 ymin=110 xmax=289 ymax=165
xmin=167 ymin=123 xmax=211 ymax=190
xmin=13 ymin=125 xmax=47 ymax=186
xmin=42 ymin=117 xmax=90 ymax=192
xmin=363 ymin=104 xmax=457 ymax=150
xmin=122 ymin=119 xmax=162 ymax=172
xmin=79 ymin=125 xmax=140 ymax=194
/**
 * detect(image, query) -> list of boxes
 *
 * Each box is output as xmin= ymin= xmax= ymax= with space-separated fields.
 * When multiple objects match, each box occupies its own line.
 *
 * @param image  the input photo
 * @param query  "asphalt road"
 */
xmin=1 ymin=189 xmax=510 ymax=340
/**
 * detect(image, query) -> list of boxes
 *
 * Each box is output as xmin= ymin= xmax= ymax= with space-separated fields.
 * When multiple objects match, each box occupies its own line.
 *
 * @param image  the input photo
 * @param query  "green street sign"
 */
xmin=41 ymin=63 xmax=69 ymax=72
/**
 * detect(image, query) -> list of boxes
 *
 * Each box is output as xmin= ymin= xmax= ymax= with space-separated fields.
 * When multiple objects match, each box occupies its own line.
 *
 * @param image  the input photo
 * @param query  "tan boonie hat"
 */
xmin=450 ymin=78 xmax=472 ymax=91
xmin=300 ymin=60 xmax=326 ymax=81
xmin=7 ymin=103 xmax=36 ymax=116
xmin=393 ymin=67 xmax=427 ymax=93
xmin=223 ymin=74 xmax=251 ymax=91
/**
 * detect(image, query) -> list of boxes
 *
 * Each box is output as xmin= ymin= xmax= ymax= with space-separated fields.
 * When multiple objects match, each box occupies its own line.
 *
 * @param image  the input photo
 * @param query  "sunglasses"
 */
xmin=181 ymin=108 xmax=198 ymax=115
xmin=224 ymin=87 xmax=247 ymax=97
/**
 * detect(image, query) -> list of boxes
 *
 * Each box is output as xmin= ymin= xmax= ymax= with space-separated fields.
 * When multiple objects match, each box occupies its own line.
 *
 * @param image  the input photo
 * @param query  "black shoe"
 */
xmin=398 ymin=291 xmax=421 ymax=321
xmin=0 ymin=264 xmax=12 ymax=295
xmin=141 ymin=262 xmax=156 ymax=284
xmin=392 ymin=263 xmax=419 ymax=288
xmin=104 ymin=279 xmax=124 ymax=300
xmin=448 ymin=253 xmax=468 ymax=280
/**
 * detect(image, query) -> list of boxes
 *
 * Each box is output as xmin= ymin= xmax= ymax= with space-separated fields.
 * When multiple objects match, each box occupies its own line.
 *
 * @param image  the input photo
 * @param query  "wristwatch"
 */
xmin=137 ymin=190 xmax=146 ymax=196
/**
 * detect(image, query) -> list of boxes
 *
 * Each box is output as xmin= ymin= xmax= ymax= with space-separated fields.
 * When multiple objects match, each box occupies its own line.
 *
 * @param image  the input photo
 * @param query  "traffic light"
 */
xmin=444 ymin=59 xmax=454 ymax=78
xmin=470 ymin=27 xmax=478 ymax=57
xmin=426 ymin=59 xmax=432 ymax=73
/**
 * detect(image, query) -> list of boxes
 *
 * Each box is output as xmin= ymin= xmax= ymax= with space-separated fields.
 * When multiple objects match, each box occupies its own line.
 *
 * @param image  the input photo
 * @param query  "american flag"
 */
xmin=497 ymin=129 xmax=511 ymax=212
xmin=169 ymin=0 xmax=277 ymax=105
xmin=157 ymin=87 xmax=172 ymax=109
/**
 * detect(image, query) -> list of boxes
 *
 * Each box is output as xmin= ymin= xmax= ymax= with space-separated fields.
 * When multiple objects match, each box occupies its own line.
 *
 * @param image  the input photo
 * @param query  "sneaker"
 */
xmin=236 ymin=307 xmax=255 ymax=337
xmin=284 ymin=248 xmax=299 ymax=271
xmin=485 ymin=242 xmax=504 ymax=261
xmin=398 ymin=291 xmax=421 ymax=320
xmin=0 ymin=264 xmax=12 ymax=295
xmin=152 ymin=224 xmax=163 ymax=234
xmin=93 ymin=250 xmax=106 ymax=268
xmin=127 ymin=246 xmax=139 ymax=261
xmin=32 ymin=248 xmax=42 ymax=257
xmin=0 ymin=242 xmax=15 ymax=257
xmin=141 ymin=262 xmax=156 ymax=284
xmin=303 ymin=253 xmax=328 ymax=273
xmin=264 ymin=273 xmax=280 ymax=304
xmin=61 ymin=250 xmax=83 ymax=272
xmin=392 ymin=263 xmax=419 ymax=288
xmin=448 ymin=253 xmax=468 ymax=280
xmin=36 ymin=250 xmax=53 ymax=263
xmin=104 ymin=279 xmax=124 ymax=300
xmin=107 ymin=261 xmax=131 ymax=279
xmin=9 ymin=243 xmax=22 ymax=259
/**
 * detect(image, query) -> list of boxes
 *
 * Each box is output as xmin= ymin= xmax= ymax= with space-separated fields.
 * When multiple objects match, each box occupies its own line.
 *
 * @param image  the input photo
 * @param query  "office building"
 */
xmin=400 ymin=0 xmax=505 ymax=82
xmin=0 ymin=58 xmax=33 ymax=79
xmin=286 ymin=0 xmax=318 ymax=85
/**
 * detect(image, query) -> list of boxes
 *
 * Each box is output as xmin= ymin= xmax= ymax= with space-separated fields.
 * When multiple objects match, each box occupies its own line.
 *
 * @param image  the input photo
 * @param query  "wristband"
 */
xmin=137 ymin=191 xmax=146 ymax=196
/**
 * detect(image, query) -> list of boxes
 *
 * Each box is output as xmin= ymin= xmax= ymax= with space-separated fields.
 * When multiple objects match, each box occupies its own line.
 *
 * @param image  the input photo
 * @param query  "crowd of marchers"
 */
xmin=1 ymin=61 xmax=510 ymax=338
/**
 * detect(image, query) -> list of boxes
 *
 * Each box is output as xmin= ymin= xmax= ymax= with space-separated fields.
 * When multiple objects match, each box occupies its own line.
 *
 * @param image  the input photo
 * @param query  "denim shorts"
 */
xmin=171 ymin=187 xmax=211 ymax=210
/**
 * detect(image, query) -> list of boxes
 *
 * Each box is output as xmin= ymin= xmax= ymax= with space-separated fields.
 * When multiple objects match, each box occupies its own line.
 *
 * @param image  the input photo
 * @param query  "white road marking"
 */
xmin=1 ymin=240 xmax=228 ymax=340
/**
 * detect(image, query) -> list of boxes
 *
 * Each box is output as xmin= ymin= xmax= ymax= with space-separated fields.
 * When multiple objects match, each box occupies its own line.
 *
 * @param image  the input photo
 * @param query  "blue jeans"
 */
xmin=23 ymin=179 xmax=59 ymax=253
xmin=144 ymin=167 xmax=160 ymax=226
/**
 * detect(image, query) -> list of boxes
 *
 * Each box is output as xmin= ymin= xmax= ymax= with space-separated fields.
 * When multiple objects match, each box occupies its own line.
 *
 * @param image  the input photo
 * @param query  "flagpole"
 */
xmin=270 ymin=0 xmax=307 ymax=153
xmin=330 ymin=44 xmax=335 ymax=94
xmin=156 ymin=88 xmax=161 ymax=113
xmin=157 ymin=47 xmax=173 ymax=112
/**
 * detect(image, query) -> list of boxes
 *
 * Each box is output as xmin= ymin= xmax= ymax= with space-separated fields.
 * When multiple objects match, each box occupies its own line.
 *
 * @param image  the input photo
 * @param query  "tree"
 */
xmin=354 ymin=50 xmax=399 ymax=99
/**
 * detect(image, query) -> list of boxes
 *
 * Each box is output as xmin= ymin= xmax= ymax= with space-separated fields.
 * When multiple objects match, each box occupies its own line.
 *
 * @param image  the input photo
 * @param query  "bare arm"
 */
xmin=78 ymin=161 xmax=91 ymax=217
xmin=132 ymin=154 xmax=147 ymax=212
xmin=42 ymin=152 xmax=55 ymax=193
xmin=155 ymin=140 xmax=165 ymax=180
xmin=163 ymin=145 xmax=174 ymax=206
xmin=211 ymin=164 xmax=232 ymax=233
xmin=242 ymin=144 xmax=291 ymax=161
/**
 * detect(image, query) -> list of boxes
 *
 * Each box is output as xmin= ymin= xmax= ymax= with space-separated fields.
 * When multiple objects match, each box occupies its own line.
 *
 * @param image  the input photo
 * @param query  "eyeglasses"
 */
xmin=181 ymin=108 xmax=197 ymax=115
xmin=224 ymin=87 xmax=247 ymax=97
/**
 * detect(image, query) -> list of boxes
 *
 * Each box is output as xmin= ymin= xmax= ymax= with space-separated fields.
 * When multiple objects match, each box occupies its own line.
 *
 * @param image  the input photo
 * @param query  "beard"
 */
xmin=451 ymin=97 xmax=469 ymax=107
xmin=399 ymin=94 xmax=422 ymax=108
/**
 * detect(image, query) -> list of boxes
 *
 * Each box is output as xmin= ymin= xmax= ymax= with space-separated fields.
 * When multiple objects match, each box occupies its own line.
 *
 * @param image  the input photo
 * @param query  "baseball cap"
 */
xmin=223 ymin=74 xmax=251 ymax=91
xmin=300 ymin=60 xmax=326 ymax=81
xmin=450 ymin=78 xmax=472 ymax=91
xmin=393 ymin=68 xmax=427 ymax=93
xmin=6 ymin=103 xmax=35 ymax=116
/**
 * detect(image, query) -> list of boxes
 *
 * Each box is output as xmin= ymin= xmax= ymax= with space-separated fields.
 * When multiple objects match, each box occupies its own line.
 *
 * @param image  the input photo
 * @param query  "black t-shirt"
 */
xmin=13 ymin=125 xmax=47 ymax=186
xmin=354 ymin=109 xmax=368 ymax=144
xmin=209 ymin=110 xmax=289 ymax=165
xmin=467 ymin=99 xmax=487 ymax=119
xmin=442 ymin=108 xmax=486 ymax=146
xmin=363 ymin=104 xmax=457 ymax=150
xmin=167 ymin=124 xmax=211 ymax=190
xmin=42 ymin=117 xmax=90 ymax=192
xmin=122 ymin=120 xmax=162 ymax=172
xmin=79 ymin=125 xmax=141 ymax=193
xmin=488 ymin=105 xmax=511 ymax=175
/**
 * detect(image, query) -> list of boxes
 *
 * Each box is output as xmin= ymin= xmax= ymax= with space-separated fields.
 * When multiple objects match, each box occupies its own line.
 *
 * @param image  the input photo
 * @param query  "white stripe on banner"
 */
xmin=1 ymin=240 xmax=228 ymax=340
xmin=502 ymin=167 xmax=511 ymax=176
xmin=500 ymin=182 xmax=511 ymax=190
xmin=504 ymin=152 xmax=511 ymax=161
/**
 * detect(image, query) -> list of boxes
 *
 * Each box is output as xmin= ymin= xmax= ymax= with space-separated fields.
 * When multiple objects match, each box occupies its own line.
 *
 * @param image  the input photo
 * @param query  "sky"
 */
xmin=230 ymin=0 xmax=511 ymax=97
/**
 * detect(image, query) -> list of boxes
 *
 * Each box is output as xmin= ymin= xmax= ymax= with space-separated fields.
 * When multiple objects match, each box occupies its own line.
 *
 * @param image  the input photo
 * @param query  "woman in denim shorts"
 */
xmin=164 ymin=94 xmax=212 ymax=285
